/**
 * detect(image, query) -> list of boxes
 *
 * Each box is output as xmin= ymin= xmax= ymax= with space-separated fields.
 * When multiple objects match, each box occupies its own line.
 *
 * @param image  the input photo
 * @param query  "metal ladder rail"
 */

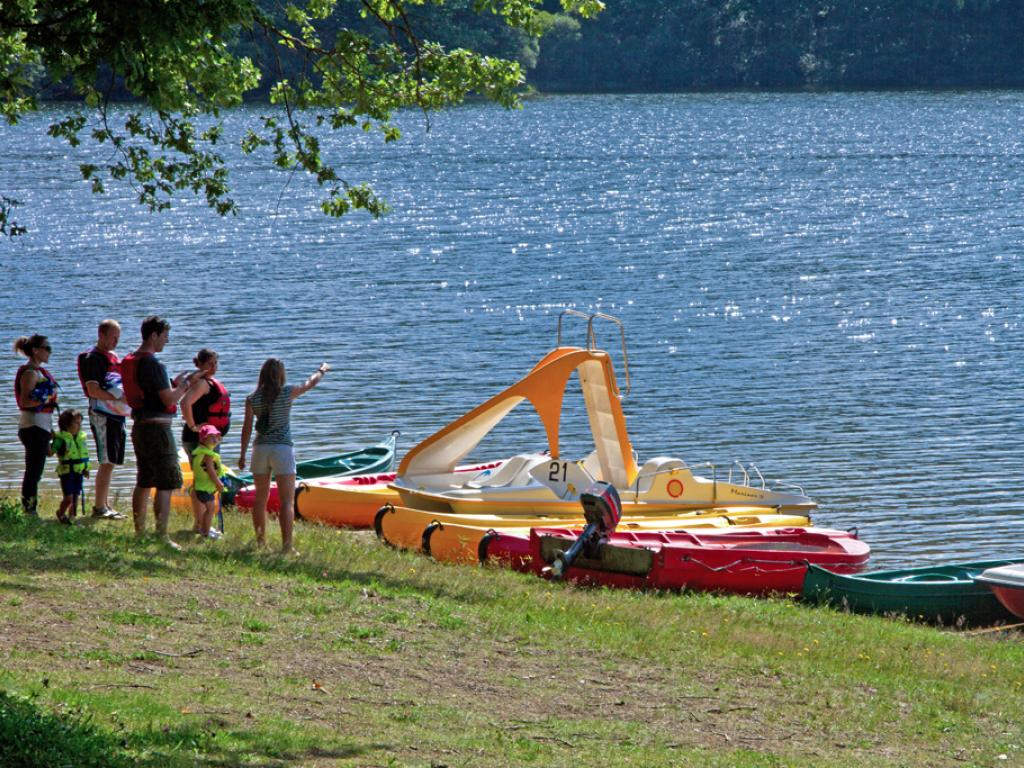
xmin=555 ymin=309 xmax=632 ymax=399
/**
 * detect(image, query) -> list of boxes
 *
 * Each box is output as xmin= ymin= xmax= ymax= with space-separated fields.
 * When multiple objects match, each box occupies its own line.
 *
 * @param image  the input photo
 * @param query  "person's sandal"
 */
xmin=92 ymin=507 xmax=126 ymax=520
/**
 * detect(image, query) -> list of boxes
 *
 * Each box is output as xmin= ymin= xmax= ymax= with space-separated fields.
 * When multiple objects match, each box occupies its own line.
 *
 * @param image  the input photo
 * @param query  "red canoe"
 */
xmin=526 ymin=527 xmax=870 ymax=594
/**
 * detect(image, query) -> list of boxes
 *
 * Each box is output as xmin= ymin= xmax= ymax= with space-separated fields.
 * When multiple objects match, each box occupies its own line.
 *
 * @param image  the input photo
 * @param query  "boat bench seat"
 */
xmin=507 ymin=455 xmax=554 ymax=488
xmin=634 ymin=456 xmax=687 ymax=494
xmin=464 ymin=454 xmax=546 ymax=489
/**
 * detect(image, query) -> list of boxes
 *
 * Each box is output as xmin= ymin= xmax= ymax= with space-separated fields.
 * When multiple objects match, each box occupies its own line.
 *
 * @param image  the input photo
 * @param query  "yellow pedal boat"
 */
xmin=392 ymin=313 xmax=816 ymax=518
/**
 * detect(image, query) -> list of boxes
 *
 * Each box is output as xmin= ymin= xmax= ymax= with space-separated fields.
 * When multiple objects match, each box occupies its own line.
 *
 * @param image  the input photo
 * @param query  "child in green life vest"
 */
xmin=191 ymin=424 xmax=225 ymax=540
xmin=52 ymin=409 xmax=90 ymax=525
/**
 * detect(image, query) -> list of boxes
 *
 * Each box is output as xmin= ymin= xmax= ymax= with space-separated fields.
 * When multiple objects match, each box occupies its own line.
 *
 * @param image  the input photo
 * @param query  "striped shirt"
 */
xmin=247 ymin=384 xmax=297 ymax=446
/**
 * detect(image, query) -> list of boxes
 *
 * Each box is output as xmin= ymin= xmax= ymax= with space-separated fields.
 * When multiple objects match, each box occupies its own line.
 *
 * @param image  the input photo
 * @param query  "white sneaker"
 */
xmin=207 ymin=529 xmax=223 ymax=540
xmin=92 ymin=507 xmax=126 ymax=520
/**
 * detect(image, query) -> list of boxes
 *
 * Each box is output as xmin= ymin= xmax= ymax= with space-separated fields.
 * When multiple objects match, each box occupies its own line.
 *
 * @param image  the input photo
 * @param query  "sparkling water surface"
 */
xmin=2 ymin=93 xmax=1022 ymax=567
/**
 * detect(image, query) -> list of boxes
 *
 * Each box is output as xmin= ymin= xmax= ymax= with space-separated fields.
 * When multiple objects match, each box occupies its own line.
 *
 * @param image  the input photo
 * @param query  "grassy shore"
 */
xmin=1 ymin=495 xmax=1022 ymax=767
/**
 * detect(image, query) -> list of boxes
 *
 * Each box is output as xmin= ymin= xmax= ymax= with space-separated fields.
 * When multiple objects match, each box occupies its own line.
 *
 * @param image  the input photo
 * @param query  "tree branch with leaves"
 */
xmin=0 ymin=0 xmax=602 ymax=235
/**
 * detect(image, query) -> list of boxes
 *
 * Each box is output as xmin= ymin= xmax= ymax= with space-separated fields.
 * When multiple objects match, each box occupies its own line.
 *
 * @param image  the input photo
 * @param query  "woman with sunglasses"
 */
xmin=13 ymin=334 xmax=59 ymax=517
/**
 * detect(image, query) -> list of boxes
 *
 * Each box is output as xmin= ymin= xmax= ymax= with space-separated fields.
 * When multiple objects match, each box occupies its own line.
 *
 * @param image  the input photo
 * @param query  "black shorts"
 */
xmin=193 ymin=489 xmax=216 ymax=503
xmin=60 ymin=472 xmax=84 ymax=497
xmin=90 ymin=411 xmax=126 ymax=466
xmin=131 ymin=421 xmax=182 ymax=491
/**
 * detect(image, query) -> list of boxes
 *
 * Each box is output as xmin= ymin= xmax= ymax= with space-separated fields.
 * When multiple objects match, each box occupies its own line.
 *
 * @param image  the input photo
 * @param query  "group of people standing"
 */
xmin=12 ymin=317 xmax=330 ymax=553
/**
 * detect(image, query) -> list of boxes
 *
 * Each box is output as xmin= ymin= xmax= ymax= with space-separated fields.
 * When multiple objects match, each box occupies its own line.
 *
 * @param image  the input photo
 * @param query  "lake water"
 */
xmin=2 ymin=93 xmax=1022 ymax=568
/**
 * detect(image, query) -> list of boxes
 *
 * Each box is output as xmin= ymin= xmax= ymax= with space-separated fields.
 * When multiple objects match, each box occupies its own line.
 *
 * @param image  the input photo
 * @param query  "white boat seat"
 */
xmin=464 ymin=454 xmax=540 ymax=489
xmin=507 ymin=455 xmax=555 ymax=488
xmin=634 ymin=456 xmax=687 ymax=494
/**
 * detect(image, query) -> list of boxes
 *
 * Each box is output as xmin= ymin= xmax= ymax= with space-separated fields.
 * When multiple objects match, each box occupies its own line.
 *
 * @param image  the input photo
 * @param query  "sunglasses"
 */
xmin=39 ymin=345 xmax=52 ymax=352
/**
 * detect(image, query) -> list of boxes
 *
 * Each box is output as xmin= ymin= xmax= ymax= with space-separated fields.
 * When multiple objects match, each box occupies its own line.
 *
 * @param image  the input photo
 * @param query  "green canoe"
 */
xmin=802 ymin=560 xmax=1019 ymax=626
xmin=225 ymin=430 xmax=400 ymax=500
xmin=293 ymin=429 xmax=399 ymax=479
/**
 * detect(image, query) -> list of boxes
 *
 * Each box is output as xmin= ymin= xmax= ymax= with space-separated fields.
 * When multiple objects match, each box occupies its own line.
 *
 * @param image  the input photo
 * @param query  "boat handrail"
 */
xmin=586 ymin=312 xmax=631 ymax=398
xmin=768 ymin=479 xmax=806 ymax=496
xmin=749 ymin=462 xmax=765 ymax=488
xmin=728 ymin=460 xmax=749 ymax=487
xmin=555 ymin=310 xmax=632 ymax=398
xmin=727 ymin=460 xmax=771 ymax=489
xmin=685 ymin=460 xmax=716 ymax=473
xmin=724 ymin=460 xmax=804 ymax=494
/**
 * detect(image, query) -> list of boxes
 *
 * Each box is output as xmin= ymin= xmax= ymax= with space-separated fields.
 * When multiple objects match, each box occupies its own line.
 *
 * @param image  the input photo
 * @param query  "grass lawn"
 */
xmin=1 ymin=496 xmax=1022 ymax=767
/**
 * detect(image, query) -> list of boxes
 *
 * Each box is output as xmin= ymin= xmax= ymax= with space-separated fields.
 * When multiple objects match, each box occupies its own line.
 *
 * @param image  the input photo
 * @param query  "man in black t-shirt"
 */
xmin=128 ymin=316 xmax=194 ymax=550
xmin=79 ymin=319 xmax=128 ymax=520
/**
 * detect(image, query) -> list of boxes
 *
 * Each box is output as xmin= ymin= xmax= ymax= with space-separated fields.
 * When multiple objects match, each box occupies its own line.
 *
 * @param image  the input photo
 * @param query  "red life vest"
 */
xmin=121 ymin=351 xmax=175 ymax=413
xmin=76 ymin=347 xmax=120 ymax=397
xmin=14 ymin=364 xmax=58 ymax=412
xmin=203 ymin=376 xmax=231 ymax=432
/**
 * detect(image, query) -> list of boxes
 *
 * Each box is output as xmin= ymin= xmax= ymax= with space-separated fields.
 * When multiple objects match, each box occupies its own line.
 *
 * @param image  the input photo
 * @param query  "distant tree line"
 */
xmin=529 ymin=0 xmax=1024 ymax=91
xmin=233 ymin=0 xmax=1024 ymax=93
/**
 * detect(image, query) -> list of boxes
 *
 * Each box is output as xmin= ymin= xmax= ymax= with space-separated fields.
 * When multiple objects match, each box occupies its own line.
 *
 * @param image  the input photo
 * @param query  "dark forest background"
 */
xmin=239 ymin=0 xmax=1024 ymax=93
xmin=528 ymin=0 xmax=1024 ymax=90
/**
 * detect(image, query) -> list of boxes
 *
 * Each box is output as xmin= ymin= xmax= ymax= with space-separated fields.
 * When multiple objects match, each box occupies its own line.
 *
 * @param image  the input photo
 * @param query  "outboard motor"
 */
xmin=550 ymin=481 xmax=622 ymax=579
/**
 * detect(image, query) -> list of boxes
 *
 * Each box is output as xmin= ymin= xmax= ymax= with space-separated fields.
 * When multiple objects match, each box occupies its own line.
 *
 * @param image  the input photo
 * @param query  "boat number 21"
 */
xmin=548 ymin=461 xmax=568 ymax=482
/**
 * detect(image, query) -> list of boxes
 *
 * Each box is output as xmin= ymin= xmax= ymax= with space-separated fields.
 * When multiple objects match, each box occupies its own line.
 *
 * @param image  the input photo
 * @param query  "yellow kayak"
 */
xmin=297 ymin=479 xmax=400 ymax=528
xmin=375 ymin=503 xmax=812 ymax=562
xmin=157 ymin=450 xmax=195 ymax=511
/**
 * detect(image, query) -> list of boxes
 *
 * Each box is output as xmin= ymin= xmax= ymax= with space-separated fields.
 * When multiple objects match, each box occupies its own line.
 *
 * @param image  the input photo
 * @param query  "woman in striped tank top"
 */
xmin=238 ymin=357 xmax=330 ymax=554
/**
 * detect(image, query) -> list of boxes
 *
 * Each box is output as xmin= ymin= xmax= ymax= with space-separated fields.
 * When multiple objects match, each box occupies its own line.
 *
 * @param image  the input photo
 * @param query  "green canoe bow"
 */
xmin=802 ymin=560 xmax=1020 ymax=626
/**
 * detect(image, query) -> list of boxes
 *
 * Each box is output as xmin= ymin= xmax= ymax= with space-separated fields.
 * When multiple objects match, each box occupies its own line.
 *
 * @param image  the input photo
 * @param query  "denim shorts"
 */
xmin=250 ymin=443 xmax=296 ymax=477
